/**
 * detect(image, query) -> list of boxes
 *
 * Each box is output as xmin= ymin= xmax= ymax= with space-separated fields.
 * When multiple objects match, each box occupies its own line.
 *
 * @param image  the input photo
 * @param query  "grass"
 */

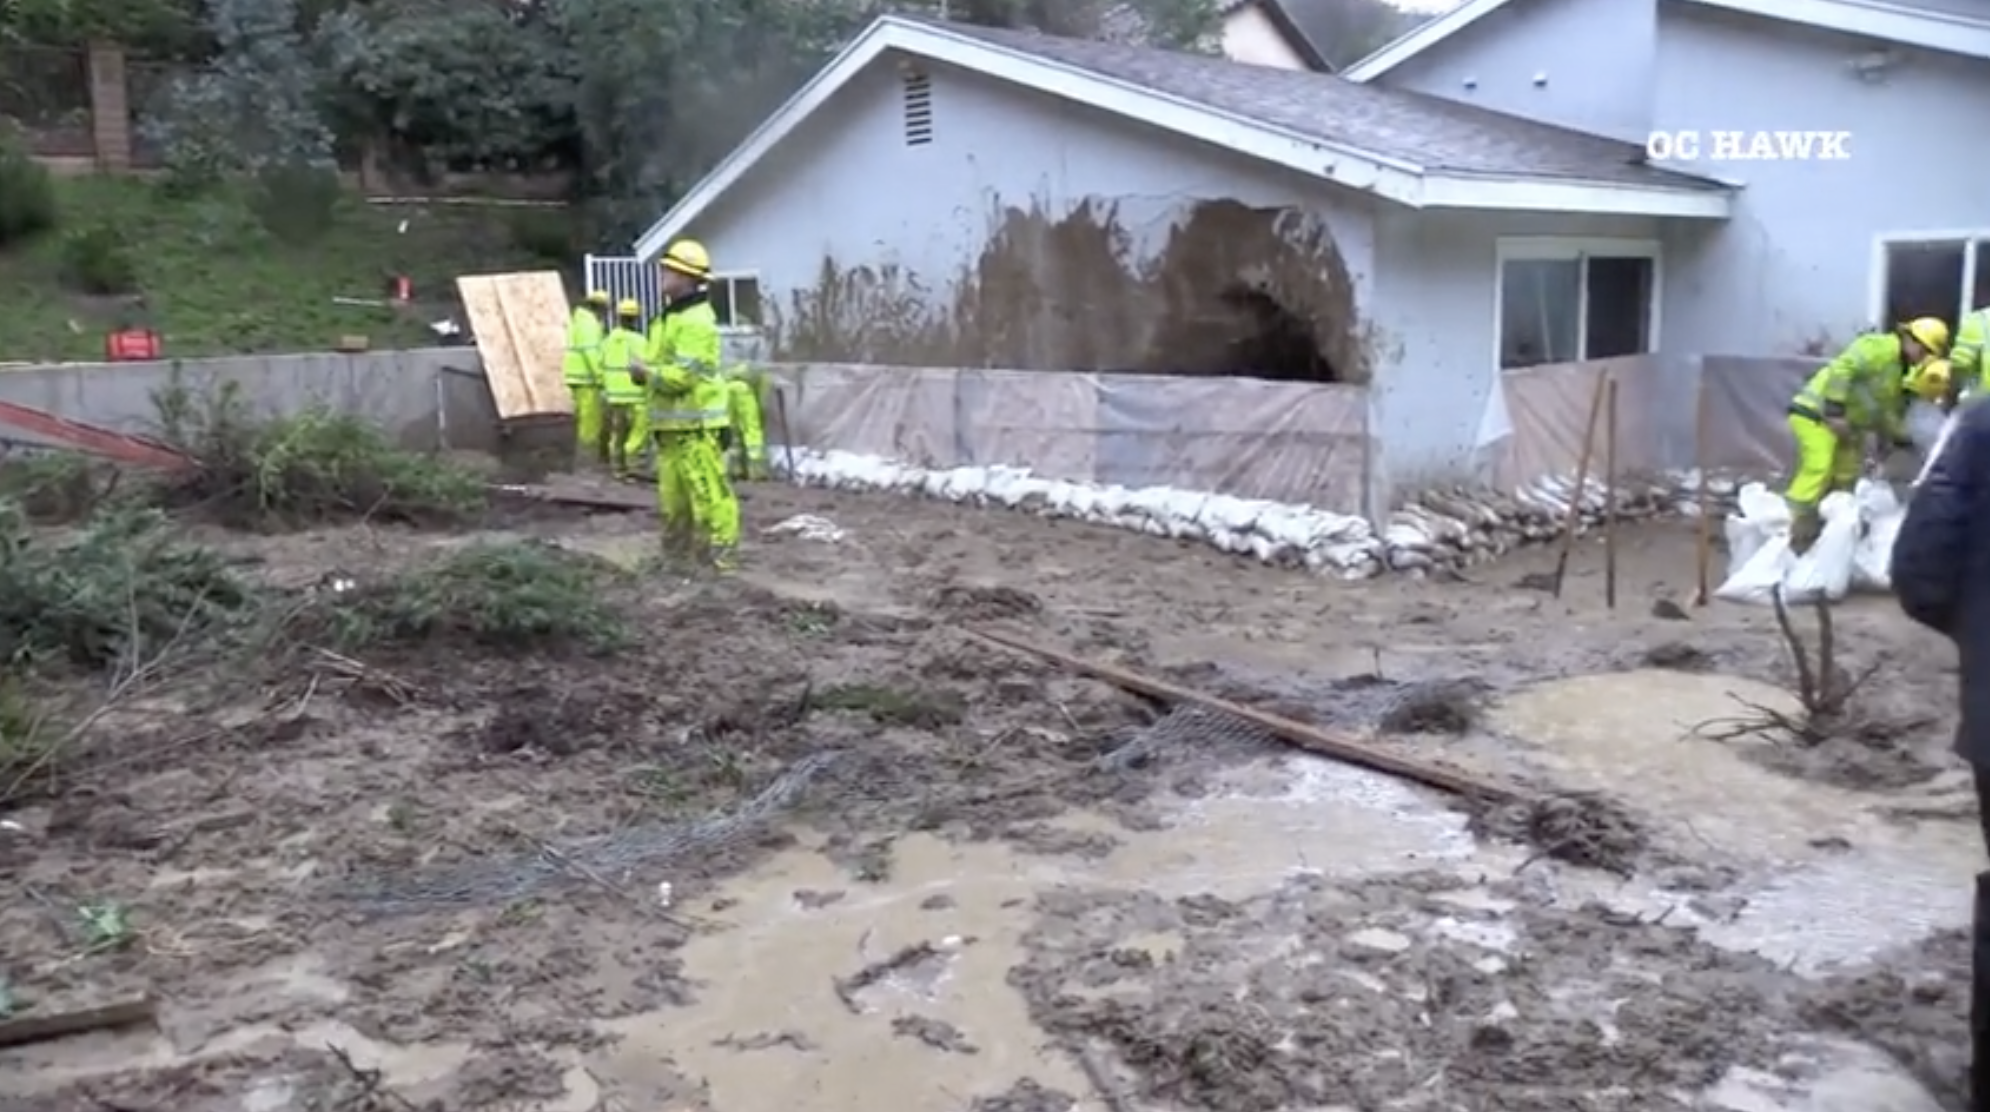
xmin=0 ymin=174 xmax=552 ymax=362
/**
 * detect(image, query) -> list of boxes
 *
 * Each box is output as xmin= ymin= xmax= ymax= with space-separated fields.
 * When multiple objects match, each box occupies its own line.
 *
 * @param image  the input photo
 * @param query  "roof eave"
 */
xmin=1341 ymin=0 xmax=1520 ymax=83
xmin=1420 ymin=173 xmax=1734 ymax=219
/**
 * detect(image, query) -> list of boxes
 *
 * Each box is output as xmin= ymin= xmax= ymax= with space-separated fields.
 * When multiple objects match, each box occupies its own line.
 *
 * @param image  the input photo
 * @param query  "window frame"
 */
xmin=1868 ymin=230 xmax=1990 ymax=327
xmin=1492 ymin=237 xmax=1663 ymax=370
xmin=709 ymin=270 xmax=764 ymax=334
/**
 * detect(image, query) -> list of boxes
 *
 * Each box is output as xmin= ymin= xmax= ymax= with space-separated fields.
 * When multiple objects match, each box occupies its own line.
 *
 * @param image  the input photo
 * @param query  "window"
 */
xmin=902 ymin=71 xmax=933 ymax=146
xmin=708 ymin=272 xmax=763 ymax=332
xmin=1876 ymin=236 xmax=1990 ymax=333
xmin=1496 ymin=239 xmax=1660 ymax=370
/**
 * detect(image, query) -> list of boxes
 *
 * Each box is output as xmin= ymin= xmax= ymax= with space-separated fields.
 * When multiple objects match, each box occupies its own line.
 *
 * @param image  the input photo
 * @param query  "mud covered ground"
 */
xmin=0 ymin=481 xmax=1978 ymax=1112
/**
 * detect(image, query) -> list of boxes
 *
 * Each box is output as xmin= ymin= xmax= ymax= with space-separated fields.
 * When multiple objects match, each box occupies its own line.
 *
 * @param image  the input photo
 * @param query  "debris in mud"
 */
xmin=1798 ymin=929 xmax=1970 ymax=1108
xmin=931 ymin=583 xmax=1042 ymax=621
xmin=1641 ymin=640 xmax=1713 ymax=671
xmin=920 ymin=894 xmax=957 ymax=911
xmin=1472 ymin=791 xmax=1650 ymax=875
xmin=815 ymin=682 xmax=966 ymax=730
xmin=471 ymin=681 xmax=649 ymax=755
xmin=968 ymin=1078 xmax=1077 ymax=1112
xmin=893 ymin=1014 xmax=979 ymax=1053
xmin=1077 ymin=996 xmax=1287 ymax=1111
xmin=1375 ymin=678 xmax=1488 ymax=735
xmin=451 ymin=1048 xmax=571 ymax=1107
xmin=1651 ymin=598 xmax=1690 ymax=621
xmin=1003 ymin=822 xmax=1120 ymax=859
xmin=833 ymin=939 xmax=967 ymax=1014
xmin=715 ymin=1029 xmax=817 ymax=1051
xmin=793 ymin=888 xmax=847 ymax=909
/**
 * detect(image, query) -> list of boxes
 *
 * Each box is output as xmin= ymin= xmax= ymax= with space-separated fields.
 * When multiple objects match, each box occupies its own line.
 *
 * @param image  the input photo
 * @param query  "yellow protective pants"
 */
xmin=570 ymin=386 xmax=605 ymax=464
xmin=605 ymin=403 xmax=640 ymax=475
xmin=622 ymin=405 xmax=651 ymax=474
xmin=725 ymin=379 xmax=768 ymax=479
xmin=655 ymin=430 xmax=741 ymax=565
xmin=1784 ymin=412 xmax=1863 ymax=513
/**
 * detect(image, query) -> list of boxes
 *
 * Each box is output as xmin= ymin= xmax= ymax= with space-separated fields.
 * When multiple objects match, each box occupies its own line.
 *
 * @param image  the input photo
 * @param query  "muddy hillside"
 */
xmin=0 ymin=427 xmax=1978 ymax=1112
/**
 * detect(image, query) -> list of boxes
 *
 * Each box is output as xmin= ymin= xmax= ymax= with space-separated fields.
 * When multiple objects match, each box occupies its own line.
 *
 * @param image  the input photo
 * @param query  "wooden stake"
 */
xmin=1604 ymin=377 xmax=1620 ymax=610
xmin=967 ymin=626 xmax=1518 ymax=802
xmin=1551 ymin=371 xmax=1611 ymax=599
xmin=1692 ymin=374 xmax=1713 ymax=606
xmin=0 ymin=996 xmax=156 ymax=1050
xmin=773 ymin=386 xmax=797 ymax=480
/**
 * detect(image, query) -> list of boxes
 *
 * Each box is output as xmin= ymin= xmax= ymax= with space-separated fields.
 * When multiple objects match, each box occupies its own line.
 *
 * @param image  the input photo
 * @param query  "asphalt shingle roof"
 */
xmin=921 ymin=18 xmax=1728 ymax=193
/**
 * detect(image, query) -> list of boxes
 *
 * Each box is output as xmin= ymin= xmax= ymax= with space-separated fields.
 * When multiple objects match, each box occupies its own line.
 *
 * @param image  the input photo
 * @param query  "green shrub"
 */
xmin=151 ymin=378 xmax=487 ymax=528
xmin=0 ymin=140 xmax=57 ymax=247
xmin=246 ymin=160 xmax=342 ymax=246
xmin=304 ymin=541 xmax=629 ymax=655
xmin=507 ymin=208 xmax=574 ymax=263
xmin=56 ymin=225 xmax=141 ymax=296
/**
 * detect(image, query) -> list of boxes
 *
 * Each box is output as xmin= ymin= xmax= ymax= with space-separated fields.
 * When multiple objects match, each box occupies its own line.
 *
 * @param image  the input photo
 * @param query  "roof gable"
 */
xmin=1343 ymin=0 xmax=1990 ymax=82
xmin=632 ymin=16 xmax=1728 ymax=260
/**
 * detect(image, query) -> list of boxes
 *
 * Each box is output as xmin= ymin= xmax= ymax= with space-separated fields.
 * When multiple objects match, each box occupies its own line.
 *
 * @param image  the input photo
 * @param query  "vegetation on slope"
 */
xmin=0 ymin=170 xmax=553 ymax=362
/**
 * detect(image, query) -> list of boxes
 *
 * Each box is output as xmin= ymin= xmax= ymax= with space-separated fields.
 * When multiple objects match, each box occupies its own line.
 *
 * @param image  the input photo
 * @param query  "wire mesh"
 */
xmin=335 ymin=704 xmax=1283 ymax=917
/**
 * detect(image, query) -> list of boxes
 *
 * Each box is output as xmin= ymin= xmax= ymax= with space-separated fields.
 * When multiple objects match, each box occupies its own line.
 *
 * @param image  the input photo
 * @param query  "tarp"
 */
xmin=1486 ymin=353 xmax=1817 ymax=491
xmin=457 ymin=271 xmax=572 ymax=420
xmin=761 ymin=364 xmax=1372 ymax=513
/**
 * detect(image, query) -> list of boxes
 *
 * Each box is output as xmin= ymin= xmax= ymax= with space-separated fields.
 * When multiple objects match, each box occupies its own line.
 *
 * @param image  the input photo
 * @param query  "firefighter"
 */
xmin=723 ymin=364 xmax=770 ymax=480
xmin=1951 ymin=305 xmax=1989 ymax=406
xmin=1786 ymin=317 xmax=1948 ymax=552
xmin=628 ymin=239 xmax=741 ymax=568
xmin=600 ymin=300 xmax=647 ymax=479
xmin=563 ymin=290 xmax=611 ymax=467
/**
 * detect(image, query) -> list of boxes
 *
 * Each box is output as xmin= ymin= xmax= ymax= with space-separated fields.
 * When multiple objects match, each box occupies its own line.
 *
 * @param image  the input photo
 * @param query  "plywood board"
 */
xmin=457 ymin=271 xmax=572 ymax=419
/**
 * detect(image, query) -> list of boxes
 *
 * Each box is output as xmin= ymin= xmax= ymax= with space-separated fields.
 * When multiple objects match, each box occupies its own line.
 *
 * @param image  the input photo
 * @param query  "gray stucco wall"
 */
xmin=0 ymin=349 xmax=504 ymax=455
xmin=1651 ymin=4 xmax=1990 ymax=355
xmin=1374 ymin=0 xmax=1654 ymax=143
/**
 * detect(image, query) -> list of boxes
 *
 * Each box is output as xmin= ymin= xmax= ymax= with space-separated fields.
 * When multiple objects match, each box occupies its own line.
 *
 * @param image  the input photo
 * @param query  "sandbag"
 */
xmin=1851 ymin=480 xmax=1904 ymax=591
xmin=1715 ymin=487 xmax=1859 ymax=606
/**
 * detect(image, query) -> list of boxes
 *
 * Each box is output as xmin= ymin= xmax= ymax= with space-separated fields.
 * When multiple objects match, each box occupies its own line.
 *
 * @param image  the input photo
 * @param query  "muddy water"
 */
xmin=591 ymin=762 xmax=1471 ymax=1109
xmin=1492 ymin=669 xmax=1981 ymax=972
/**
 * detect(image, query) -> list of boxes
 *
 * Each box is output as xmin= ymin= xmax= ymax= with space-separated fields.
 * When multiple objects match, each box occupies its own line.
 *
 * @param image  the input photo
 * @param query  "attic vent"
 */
xmin=902 ymin=71 xmax=933 ymax=146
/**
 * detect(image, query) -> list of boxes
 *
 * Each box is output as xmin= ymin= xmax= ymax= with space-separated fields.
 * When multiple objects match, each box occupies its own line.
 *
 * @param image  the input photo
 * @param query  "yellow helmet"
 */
xmin=615 ymin=298 xmax=642 ymax=317
xmin=585 ymin=289 xmax=611 ymax=306
xmin=661 ymin=239 xmax=712 ymax=280
xmin=1910 ymin=358 xmax=1953 ymax=403
xmin=1902 ymin=316 xmax=1951 ymax=356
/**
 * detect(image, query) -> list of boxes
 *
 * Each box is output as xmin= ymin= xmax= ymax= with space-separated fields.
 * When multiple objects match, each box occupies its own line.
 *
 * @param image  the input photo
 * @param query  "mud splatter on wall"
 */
xmin=768 ymin=198 xmax=1371 ymax=384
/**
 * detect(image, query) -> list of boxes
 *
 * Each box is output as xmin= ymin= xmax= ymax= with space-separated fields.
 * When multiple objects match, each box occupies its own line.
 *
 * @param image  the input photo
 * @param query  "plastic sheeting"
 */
xmin=760 ymin=363 xmax=1372 ymax=514
xmin=1484 ymin=354 xmax=1819 ymax=493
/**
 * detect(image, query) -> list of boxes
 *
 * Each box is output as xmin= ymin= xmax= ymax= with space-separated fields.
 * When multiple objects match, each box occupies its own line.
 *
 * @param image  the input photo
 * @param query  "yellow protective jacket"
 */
xmin=1952 ymin=307 xmax=1990 ymax=399
xmin=644 ymin=295 xmax=729 ymax=432
xmin=562 ymin=307 xmax=604 ymax=386
xmin=600 ymin=326 xmax=645 ymax=404
xmin=1790 ymin=332 xmax=1909 ymax=442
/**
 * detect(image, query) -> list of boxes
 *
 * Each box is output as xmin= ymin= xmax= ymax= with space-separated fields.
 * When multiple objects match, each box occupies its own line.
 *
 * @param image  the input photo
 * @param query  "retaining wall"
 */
xmin=0 ymin=349 xmax=503 ymax=454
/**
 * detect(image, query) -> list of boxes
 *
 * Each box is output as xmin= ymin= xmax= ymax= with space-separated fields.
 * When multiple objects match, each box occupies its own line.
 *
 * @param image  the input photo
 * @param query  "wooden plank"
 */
xmin=967 ymin=626 xmax=1518 ymax=802
xmin=457 ymin=271 xmax=572 ymax=420
xmin=0 ymin=996 xmax=157 ymax=1050
xmin=0 ymin=401 xmax=194 ymax=470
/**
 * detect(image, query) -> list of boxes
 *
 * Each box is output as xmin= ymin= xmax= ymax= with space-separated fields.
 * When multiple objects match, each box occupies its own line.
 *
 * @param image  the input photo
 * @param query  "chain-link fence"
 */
xmin=0 ymin=44 xmax=92 ymax=156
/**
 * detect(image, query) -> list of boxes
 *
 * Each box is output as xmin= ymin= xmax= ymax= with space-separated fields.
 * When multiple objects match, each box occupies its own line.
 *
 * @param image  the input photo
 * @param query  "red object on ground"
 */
xmin=0 ymin=401 xmax=194 ymax=471
xmin=105 ymin=328 xmax=162 ymax=362
xmin=392 ymin=275 xmax=413 ymax=302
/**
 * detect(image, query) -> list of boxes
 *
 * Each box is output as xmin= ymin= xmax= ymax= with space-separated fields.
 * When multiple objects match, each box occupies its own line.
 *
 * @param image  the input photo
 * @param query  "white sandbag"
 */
xmin=1906 ymin=403 xmax=1947 ymax=456
xmin=1715 ymin=490 xmax=1857 ymax=605
xmin=1851 ymin=479 xmax=1904 ymax=591
xmin=1721 ymin=481 xmax=1786 ymax=573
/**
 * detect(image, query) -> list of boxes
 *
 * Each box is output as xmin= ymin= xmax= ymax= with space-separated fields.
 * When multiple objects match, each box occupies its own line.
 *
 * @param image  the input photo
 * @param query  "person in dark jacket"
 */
xmin=1891 ymin=395 xmax=1990 ymax=1112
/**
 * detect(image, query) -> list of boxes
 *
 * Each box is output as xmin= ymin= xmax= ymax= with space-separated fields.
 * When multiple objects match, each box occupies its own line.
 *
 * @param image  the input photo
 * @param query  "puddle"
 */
xmin=587 ymin=761 xmax=1470 ymax=1110
xmin=1493 ymin=669 xmax=1981 ymax=971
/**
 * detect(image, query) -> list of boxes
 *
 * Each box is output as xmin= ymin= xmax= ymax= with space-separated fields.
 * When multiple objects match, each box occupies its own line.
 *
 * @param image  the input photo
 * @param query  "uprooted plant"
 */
xmin=149 ymin=376 xmax=487 ymax=529
xmin=1694 ymin=587 xmax=1885 ymax=746
xmin=0 ymin=487 xmax=629 ymax=805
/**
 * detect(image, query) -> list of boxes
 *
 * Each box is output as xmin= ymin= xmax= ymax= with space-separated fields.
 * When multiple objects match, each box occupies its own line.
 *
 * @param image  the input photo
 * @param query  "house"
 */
xmin=1342 ymin=0 xmax=1990 ymax=359
xmin=1217 ymin=0 xmax=1333 ymax=71
xmin=625 ymin=14 xmax=1730 ymax=494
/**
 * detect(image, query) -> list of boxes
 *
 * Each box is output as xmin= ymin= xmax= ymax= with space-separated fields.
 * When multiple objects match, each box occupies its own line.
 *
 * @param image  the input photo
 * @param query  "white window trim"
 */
xmin=711 ymin=270 xmax=763 ymax=334
xmin=1493 ymin=237 xmax=1664 ymax=371
xmin=1867 ymin=231 xmax=1990 ymax=326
